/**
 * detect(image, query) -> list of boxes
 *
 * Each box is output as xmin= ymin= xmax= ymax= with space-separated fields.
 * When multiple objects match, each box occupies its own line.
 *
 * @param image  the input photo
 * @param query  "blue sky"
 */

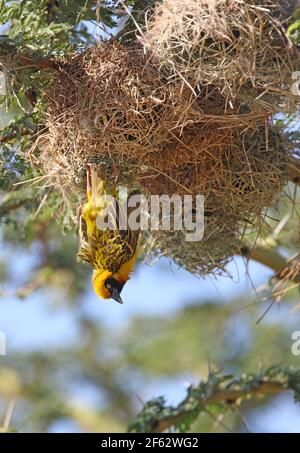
xmin=0 ymin=246 xmax=276 ymax=351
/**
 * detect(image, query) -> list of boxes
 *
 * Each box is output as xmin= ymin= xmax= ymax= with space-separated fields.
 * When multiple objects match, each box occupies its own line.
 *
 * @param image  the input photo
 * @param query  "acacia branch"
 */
xmin=153 ymin=382 xmax=284 ymax=433
xmin=0 ymin=51 xmax=58 ymax=71
xmin=288 ymin=156 xmax=300 ymax=186
xmin=0 ymin=37 xmax=58 ymax=71
xmin=0 ymin=128 xmax=30 ymax=144
xmin=0 ymin=198 xmax=29 ymax=217
xmin=239 ymin=245 xmax=300 ymax=283
xmin=12 ymin=54 xmax=58 ymax=70
xmin=129 ymin=366 xmax=300 ymax=433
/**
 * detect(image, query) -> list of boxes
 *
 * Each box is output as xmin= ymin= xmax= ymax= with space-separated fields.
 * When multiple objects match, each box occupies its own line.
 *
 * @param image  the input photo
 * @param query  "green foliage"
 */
xmin=0 ymin=0 xmax=118 ymax=52
xmin=0 ymin=0 xmax=146 ymax=234
xmin=288 ymin=6 xmax=300 ymax=44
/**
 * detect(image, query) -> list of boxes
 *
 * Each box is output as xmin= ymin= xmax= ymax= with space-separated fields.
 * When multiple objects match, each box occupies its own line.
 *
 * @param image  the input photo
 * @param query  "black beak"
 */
xmin=111 ymin=287 xmax=123 ymax=304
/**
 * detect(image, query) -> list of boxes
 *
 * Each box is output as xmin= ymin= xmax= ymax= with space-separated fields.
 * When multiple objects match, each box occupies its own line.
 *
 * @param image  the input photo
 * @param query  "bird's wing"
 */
xmin=77 ymin=212 xmax=95 ymax=266
xmin=77 ymin=243 xmax=94 ymax=266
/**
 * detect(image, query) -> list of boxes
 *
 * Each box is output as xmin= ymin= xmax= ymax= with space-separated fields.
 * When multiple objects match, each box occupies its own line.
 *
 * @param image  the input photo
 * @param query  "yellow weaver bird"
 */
xmin=77 ymin=165 xmax=140 ymax=304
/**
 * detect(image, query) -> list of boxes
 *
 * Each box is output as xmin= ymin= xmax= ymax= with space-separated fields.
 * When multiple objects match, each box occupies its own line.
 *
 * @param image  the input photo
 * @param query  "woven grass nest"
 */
xmin=141 ymin=0 xmax=299 ymax=113
xmin=36 ymin=1 xmax=297 ymax=277
xmin=40 ymin=40 xmax=199 ymax=174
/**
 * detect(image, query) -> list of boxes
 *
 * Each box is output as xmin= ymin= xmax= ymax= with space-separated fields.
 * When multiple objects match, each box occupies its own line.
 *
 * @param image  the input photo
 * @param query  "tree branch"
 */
xmin=0 ymin=198 xmax=29 ymax=217
xmin=239 ymin=245 xmax=300 ymax=283
xmin=288 ymin=156 xmax=300 ymax=186
xmin=0 ymin=37 xmax=59 ymax=71
xmin=129 ymin=366 xmax=300 ymax=433
xmin=12 ymin=54 xmax=58 ymax=70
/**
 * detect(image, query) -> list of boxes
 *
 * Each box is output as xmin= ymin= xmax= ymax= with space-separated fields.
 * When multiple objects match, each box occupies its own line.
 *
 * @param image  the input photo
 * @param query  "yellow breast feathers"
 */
xmin=77 ymin=165 xmax=140 ymax=303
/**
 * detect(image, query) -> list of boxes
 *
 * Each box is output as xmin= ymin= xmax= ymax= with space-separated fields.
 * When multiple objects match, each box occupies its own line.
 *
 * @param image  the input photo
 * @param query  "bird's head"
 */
xmin=92 ymin=269 xmax=125 ymax=304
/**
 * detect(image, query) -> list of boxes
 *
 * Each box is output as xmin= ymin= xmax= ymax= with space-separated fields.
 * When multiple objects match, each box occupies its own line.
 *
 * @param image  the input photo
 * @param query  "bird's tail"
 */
xmin=86 ymin=164 xmax=105 ymax=206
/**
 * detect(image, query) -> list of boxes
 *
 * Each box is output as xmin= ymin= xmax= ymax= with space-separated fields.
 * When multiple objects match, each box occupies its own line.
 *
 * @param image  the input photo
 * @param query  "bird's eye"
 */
xmin=106 ymin=283 xmax=111 ymax=289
